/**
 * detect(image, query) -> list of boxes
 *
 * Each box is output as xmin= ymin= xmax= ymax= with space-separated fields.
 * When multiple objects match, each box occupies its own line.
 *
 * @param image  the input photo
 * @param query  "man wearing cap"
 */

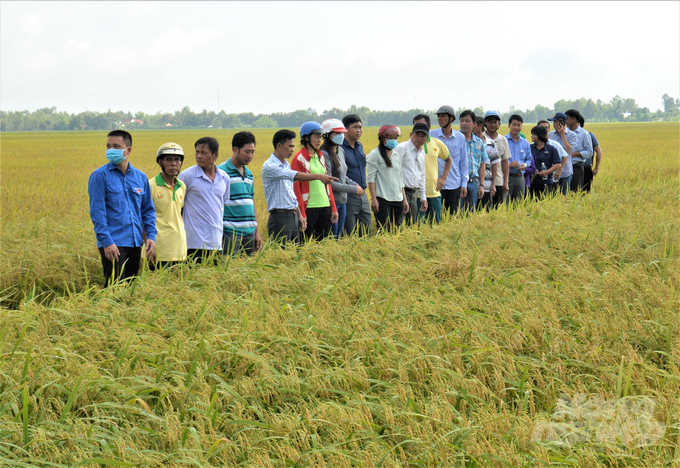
xmin=578 ymin=115 xmax=602 ymax=192
xmin=149 ymin=142 xmax=187 ymax=269
xmin=218 ymin=131 xmax=263 ymax=257
xmin=564 ymin=109 xmax=593 ymax=192
xmin=394 ymin=122 xmax=429 ymax=225
xmin=482 ymin=110 xmax=511 ymax=208
xmin=458 ymin=110 xmax=489 ymax=214
xmin=547 ymin=112 xmax=575 ymax=195
xmin=505 ymin=114 xmax=533 ymax=202
xmin=178 ymin=137 xmax=231 ymax=263
xmin=412 ymin=114 xmax=451 ymax=224
xmin=430 ymin=105 xmax=468 ymax=217
xmin=88 ymin=130 xmax=156 ymax=286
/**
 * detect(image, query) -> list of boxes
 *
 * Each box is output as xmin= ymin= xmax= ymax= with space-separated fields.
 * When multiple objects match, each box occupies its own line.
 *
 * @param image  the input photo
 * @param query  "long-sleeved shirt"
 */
xmin=569 ymin=126 xmax=594 ymax=165
xmin=505 ymin=133 xmax=533 ymax=175
xmin=394 ymin=139 xmax=426 ymax=201
xmin=548 ymin=130 xmax=574 ymax=179
xmin=178 ymin=164 xmax=231 ymax=250
xmin=322 ymin=147 xmax=360 ymax=205
xmin=366 ymin=147 xmax=404 ymax=202
xmin=585 ymin=131 xmax=600 ymax=167
xmin=546 ymin=139 xmax=570 ymax=181
xmin=88 ymin=162 xmax=156 ymax=249
xmin=431 ymin=127 xmax=468 ymax=190
xmin=342 ymin=139 xmax=367 ymax=190
xmin=261 ymin=154 xmax=299 ymax=211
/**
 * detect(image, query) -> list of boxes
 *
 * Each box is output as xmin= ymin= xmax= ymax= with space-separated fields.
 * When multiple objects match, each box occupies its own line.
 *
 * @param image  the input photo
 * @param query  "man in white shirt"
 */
xmin=394 ymin=123 xmax=429 ymax=225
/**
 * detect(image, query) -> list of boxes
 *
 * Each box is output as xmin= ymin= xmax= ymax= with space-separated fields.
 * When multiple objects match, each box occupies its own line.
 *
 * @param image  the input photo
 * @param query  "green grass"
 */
xmin=0 ymin=123 xmax=679 ymax=466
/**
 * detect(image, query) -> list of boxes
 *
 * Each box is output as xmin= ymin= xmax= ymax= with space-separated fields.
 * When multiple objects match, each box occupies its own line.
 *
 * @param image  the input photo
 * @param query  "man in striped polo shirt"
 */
xmin=218 ymin=132 xmax=262 ymax=256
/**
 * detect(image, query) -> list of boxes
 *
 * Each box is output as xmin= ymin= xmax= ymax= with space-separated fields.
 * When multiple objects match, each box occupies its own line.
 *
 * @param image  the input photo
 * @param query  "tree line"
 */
xmin=2 ymin=94 xmax=679 ymax=132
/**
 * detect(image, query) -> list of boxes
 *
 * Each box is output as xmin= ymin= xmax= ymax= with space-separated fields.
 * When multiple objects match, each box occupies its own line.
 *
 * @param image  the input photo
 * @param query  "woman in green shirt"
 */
xmin=367 ymin=125 xmax=409 ymax=232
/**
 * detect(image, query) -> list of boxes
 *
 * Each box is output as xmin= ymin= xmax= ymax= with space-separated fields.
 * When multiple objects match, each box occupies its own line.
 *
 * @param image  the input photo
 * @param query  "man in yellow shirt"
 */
xmin=413 ymin=114 xmax=452 ymax=224
xmin=148 ymin=142 xmax=187 ymax=269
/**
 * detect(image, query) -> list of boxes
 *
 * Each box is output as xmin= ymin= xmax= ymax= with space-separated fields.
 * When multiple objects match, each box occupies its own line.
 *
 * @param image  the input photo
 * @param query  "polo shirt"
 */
xmin=529 ymin=144 xmax=561 ymax=187
xmin=423 ymin=136 xmax=449 ymax=198
xmin=342 ymin=139 xmax=367 ymax=189
xmin=178 ymin=164 xmax=230 ymax=250
xmin=261 ymin=154 xmax=298 ymax=211
xmin=88 ymin=162 xmax=156 ymax=249
xmin=149 ymin=174 xmax=187 ymax=261
xmin=217 ymin=159 xmax=257 ymax=236
xmin=505 ymin=133 xmax=533 ymax=175
xmin=431 ymin=127 xmax=468 ymax=190
xmin=366 ymin=147 xmax=404 ymax=202
xmin=394 ymin=140 xmax=426 ymax=200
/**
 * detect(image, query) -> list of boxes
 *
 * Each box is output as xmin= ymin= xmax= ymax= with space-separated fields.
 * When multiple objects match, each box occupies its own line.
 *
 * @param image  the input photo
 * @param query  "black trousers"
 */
xmin=571 ymin=165 xmax=585 ymax=192
xmin=304 ymin=206 xmax=332 ymax=242
xmin=583 ymin=166 xmax=594 ymax=192
xmin=440 ymin=188 xmax=461 ymax=217
xmin=187 ymin=248 xmax=219 ymax=265
xmin=375 ymin=197 xmax=404 ymax=232
xmin=98 ymin=246 xmax=141 ymax=287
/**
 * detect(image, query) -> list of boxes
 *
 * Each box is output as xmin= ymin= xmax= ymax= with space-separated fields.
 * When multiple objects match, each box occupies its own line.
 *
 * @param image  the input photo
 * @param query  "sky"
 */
xmin=1 ymin=1 xmax=679 ymax=116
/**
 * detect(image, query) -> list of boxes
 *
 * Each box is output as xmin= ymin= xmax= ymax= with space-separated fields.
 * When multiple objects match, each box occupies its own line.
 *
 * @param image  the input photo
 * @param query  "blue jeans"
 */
xmin=332 ymin=203 xmax=347 ymax=239
xmin=558 ymin=176 xmax=571 ymax=195
xmin=460 ymin=181 xmax=479 ymax=213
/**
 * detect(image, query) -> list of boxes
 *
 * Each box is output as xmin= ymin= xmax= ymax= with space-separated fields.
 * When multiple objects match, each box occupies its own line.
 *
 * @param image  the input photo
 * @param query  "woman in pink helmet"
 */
xmin=366 ymin=125 xmax=410 ymax=232
xmin=320 ymin=118 xmax=364 ymax=239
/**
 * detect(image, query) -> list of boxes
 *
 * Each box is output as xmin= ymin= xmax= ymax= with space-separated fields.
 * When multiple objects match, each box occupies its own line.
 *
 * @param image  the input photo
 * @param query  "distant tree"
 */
xmin=252 ymin=115 xmax=278 ymax=128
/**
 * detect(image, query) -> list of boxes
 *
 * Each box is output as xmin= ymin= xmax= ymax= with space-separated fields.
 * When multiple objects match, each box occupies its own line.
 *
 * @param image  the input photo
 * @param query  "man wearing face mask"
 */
xmin=88 ymin=130 xmax=156 ymax=286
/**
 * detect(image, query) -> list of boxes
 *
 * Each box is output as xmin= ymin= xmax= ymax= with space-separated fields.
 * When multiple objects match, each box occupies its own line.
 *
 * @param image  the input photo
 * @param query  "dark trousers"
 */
xmin=267 ymin=210 xmax=300 ymax=245
xmin=571 ymin=165 xmax=585 ymax=192
xmin=222 ymin=231 xmax=255 ymax=257
xmin=441 ymin=188 xmax=461 ymax=217
xmin=583 ymin=166 xmax=594 ymax=192
xmin=304 ymin=206 xmax=332 ymax=242
xmin=529 ymin=183 xmax=555 ymax=200
xmin=98 ymin=246 xmax=141 ymax=287
xmin=187 ymin=248 xmax=219 ymax=265
xmin=344 ymin=193 xmax=372 ymax=237
xmin=402 ymin=188 xmax=420 ymax=225
xmin=508 ymin=175 xmax=526 ymax=203
xmin=375 ymin=197 xmax=404 ymax=232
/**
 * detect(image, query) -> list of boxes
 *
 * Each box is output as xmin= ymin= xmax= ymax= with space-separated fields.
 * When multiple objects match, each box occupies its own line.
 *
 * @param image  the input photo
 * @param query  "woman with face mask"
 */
xmin=366 ymin=125 xmax=410 ymax=232
xmin=291 ymin=121 xmax=339 ymax=242
xmin=320 ymin=119 xmax=364 ymax=239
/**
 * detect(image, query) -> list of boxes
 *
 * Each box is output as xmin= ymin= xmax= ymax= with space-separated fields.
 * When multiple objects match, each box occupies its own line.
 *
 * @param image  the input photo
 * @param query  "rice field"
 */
xmin=0 ymin=122 xmax=679 ymax=467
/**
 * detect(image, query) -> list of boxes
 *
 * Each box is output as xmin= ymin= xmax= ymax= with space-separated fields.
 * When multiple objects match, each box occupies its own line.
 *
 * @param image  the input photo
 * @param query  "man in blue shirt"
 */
xmin=341 ymin=114 xmax=371 ymax=236
xmin=430 ymin=105 xmax=468 ymax=217
xmin=505 ymin=114 xmax=533 ymax=203
xmin=579 ymin=115 xmax=602 ymax=193
xmin=88 ymin=130 xmax=156 ymax=286
xmin=565 ymin=109 xmax=593 ymax=192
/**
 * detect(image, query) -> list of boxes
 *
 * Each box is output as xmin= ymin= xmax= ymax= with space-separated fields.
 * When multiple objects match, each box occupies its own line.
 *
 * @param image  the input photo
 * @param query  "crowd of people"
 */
xmin=88 ymin=107 xmax=603 ymax=285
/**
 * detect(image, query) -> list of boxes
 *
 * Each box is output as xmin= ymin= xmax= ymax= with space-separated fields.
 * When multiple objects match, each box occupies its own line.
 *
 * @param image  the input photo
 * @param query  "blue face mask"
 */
xmin=106 ymin=148 xmax=127 ymax=165
xmin=331 ymin=134 xmax=345 ymax=146
xmin=385 ymin=139 xmax=398 ymax=150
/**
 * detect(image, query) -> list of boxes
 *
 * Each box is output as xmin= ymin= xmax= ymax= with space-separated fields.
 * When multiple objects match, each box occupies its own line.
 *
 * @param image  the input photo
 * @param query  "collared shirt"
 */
xmin=149 ymin=174 xmax=186 ymax=261
xmin=366 ymin=147 xmax=405 ymax=202
xmin=431 ymin=127 xmax=468 ymax=190
xmin=483 ymin=131 xmax=511 ymax=187
xmin=261 ymin=154 xmax=299 ymax=211
xmin=546 ymin=139 xmax=571 ymax=180
xmin=88 ymin=162 xmax=156 ymax=249
xmin=569 ymin=126 xmax=594 ymax=164
xmin=530 ymin=143 xmax=561 ymax=187
xmin=178 ymin=164 xmax=230 ymax=250
xmin=342 ymin=139 xmax=367 ymax=189
xmin=505 ymin=133 xmax=533 ymax=174
xmin=585 ymin=131 xmax=600 ymax=166
xmin=464 ymin=133 xmax=490 ymax=180
xmin=423 ymin=136 xmax=449 ymax=198
xmin=548 ymin=130 xmax=574 ymax=179
xmin=217 ymin=159 xmax=257 ymax=236
xmin=394 ymin=140 xmax=426 ymax=201
xmin=481 ymin=134 xmax=500 ymax=191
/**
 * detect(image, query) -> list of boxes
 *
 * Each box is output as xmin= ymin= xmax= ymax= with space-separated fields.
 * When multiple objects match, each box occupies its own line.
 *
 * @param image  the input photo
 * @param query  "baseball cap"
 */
xmin=412 ymin=122 xmax=429 ymax=135
xmin=548 ymin=112 xmax=567 ymax=122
